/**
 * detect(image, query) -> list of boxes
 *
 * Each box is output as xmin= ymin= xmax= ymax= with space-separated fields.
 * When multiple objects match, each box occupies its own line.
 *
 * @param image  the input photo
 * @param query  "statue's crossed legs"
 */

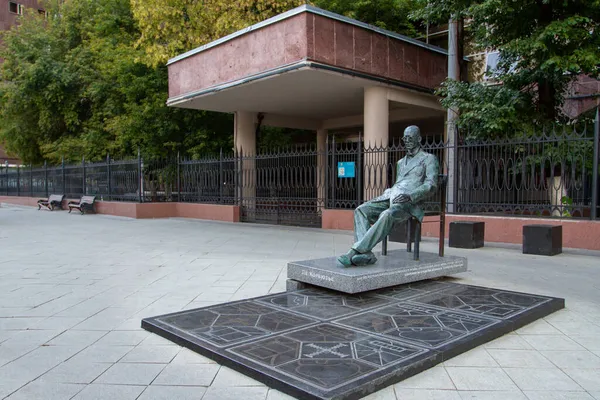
xmin=338 ymin=200 xmax=413 ymax=267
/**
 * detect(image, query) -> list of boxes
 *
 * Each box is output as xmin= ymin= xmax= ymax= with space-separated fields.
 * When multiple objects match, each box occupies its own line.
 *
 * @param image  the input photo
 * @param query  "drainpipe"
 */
xmin=446 ymin=16 xmax=461 ymax=213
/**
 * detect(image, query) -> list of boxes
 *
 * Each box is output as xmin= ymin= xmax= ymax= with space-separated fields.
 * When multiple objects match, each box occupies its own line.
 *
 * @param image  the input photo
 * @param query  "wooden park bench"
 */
xmin=37 ymin=194 xmax=65 ymax=211
xmin=68 ymin=195 xmax=97 ymax=215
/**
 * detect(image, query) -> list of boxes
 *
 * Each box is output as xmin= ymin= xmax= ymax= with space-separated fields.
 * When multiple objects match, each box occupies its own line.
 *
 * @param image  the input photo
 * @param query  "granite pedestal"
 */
xmin=523 ymin=224 xmax=562 ymax=256
xmin=142 ymin=281 xmax=565 ymax=400
xmin=449 ymin=221 xmax=485 ymax=249
xmin=287 ymin=250 xmax=467 ymax=294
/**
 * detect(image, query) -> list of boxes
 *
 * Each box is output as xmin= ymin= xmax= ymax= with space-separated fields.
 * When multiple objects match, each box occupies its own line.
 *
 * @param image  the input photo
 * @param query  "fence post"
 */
xmin=29 ymin=164 xmax=33 ymax=197
xmin=138 ymin=148 xmax=143 ymax=203
xmin=325 ymin=136 xmax=329 ymax=208
xmin=44 ymin=161 xmax=48 ymax=197
xmin=357 ymin=131 xmax=362 ymax=207
xmin=219 ymin=148 xmax=224 ymax=204
xmin=177 ymin=151 xmax=181 ymax=203
xmin=82 ymin=156 xmax=86 ymax=195
xmin=453 ymin=129 xmax=460 ymax=214
xmin=592 ymin=106 xmax=599 ymax=220
xmin=5 ymin=161 xmax=8 ymax=195
xmin=62 ymin=156 xmax=66 ymax=196
xmin=331 ymin=136 xmax=336 ymax=208
xmin=238 ymin=147 xmax=244 ymax=206
xmin=16 ymin=165 xmax=20 ymax=196
xmin=107 ymin=153 xmax=111 ymax=201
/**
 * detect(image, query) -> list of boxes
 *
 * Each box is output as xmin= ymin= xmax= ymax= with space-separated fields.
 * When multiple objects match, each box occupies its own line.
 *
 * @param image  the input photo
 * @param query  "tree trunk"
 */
xmin=538 ymin=80 xmax=557 ymax=120
xmin=536 ymin=1 xmax=556 ymax=121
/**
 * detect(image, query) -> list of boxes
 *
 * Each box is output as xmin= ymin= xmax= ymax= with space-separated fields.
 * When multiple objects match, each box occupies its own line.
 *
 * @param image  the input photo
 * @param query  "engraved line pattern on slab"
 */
xmin=303 ymin=343 xmax=350 ymax=358
xmin=334 ymin=302 xmax=500 ymax=349
xmin=374 ymin=281 xmax=457 ymax=301
xmin=144 ymin=283 xmax=563 ymax=399
xmin=409 ymin=285 xmax=552 ymax=319
xmin=156 ymin=301 xmax=318 ymax=347
xmin=228 ymin=323 xmax=429 ymax=391
xmin=256 ymin=290 xmax=396 ymax=320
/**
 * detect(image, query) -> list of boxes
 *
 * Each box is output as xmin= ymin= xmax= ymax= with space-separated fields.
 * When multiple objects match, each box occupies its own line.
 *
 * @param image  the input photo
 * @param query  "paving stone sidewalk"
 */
xmin=1 ymin=204 xmax=599 ymax=400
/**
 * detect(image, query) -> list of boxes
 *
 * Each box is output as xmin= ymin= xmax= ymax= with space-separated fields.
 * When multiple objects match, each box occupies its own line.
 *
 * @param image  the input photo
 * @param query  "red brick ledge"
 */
xmin=0 ymin=196 xmax=240 ymax=223
xmin=322 ymin=209 xmax=600 ymax=251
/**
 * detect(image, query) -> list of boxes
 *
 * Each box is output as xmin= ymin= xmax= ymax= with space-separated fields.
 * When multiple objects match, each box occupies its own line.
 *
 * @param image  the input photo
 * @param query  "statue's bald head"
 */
xmin=404 ymin=125 xmax=421 ymax=138
xmin=403 ymin=125 xmax=421 ymax=155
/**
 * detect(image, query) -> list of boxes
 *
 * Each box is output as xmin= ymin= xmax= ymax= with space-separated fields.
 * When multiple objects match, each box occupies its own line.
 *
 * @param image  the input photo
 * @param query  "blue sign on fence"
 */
xmin=337 ymin=162 xmax=355 ymax=178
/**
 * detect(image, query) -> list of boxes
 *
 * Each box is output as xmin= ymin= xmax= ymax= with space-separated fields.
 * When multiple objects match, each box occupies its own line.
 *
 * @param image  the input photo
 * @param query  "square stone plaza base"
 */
xmin=287 ymin=250 xmax=468 ymax=294
xmin=142 ymin=280 xmax=564 ymax=400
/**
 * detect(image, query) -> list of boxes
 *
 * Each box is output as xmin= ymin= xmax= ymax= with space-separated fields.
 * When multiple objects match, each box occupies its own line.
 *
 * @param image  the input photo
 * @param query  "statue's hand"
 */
xmin=392 ymin=194 xmax=412 ymax=204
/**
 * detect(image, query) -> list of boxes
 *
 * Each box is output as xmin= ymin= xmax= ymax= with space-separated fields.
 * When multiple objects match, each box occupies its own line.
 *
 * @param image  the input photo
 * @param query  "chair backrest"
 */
xmin=81 ymin=195 xmax=96 ymax=204
xmin=49 ymin=194 xmax=65 ymax=202
xmin=422 ymin=174 xmax=448 ymax=216
xmin=438 ymin=174 xmax=448 ymax=192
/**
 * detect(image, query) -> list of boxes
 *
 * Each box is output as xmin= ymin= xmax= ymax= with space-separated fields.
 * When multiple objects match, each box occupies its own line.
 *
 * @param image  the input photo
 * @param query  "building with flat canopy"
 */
xmin=166 ymin=5 xmax=450 ymax=226
xmin=167 ymin=5 xmax=448 ymax=153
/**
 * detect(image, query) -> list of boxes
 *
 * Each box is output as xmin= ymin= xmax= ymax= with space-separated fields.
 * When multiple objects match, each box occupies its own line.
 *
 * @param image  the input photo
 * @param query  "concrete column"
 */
xmin=234 ymin=111 xmax=257 ymax=211
xmin=363 ymin=86 xmax=389 ymax=200
xmin=317 ymin=129 xmax=327 ymax=212
xmin=234 ymin=111 xmax=257 ymax=156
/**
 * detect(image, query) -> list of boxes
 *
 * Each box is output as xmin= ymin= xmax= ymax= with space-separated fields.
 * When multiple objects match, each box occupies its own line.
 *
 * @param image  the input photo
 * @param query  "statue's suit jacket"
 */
xmin=369 ymin=149 xmax=439 ymax=222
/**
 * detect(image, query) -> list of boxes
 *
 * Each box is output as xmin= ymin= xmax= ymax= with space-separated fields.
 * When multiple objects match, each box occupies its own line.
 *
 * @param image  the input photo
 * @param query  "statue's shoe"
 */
xmin=351 ymin=251 xmax=377 ymax=266
xmin=337 ymin=254 xmax=354 ymax=268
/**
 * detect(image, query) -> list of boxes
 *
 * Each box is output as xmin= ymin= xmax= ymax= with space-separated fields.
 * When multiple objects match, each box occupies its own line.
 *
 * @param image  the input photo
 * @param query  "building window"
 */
xmin=9 ymin=2 xmax=24 ymax=15
xmin=484 ymin=51 xmax=501 ymax=80
xmin=485 ymin=51 xmax=517 ymax=82
xmin=38 ymin=9 xmax=48 ymax=18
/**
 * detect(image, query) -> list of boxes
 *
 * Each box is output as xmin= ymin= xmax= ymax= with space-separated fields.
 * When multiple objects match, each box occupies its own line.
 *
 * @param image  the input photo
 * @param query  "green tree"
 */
xmin=414 ymin=0 xmax=600 ymax=135
xmin=312 ymin=0 xmax=422 ymax=36
xmin=0 ymin=0 xmax=233 ymax=164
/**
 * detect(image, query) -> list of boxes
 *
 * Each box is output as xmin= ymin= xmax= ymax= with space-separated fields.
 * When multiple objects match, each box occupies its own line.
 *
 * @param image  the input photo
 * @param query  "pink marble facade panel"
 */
xmin=284 ymin=13 xmax=308 ymax=63
xmin=388 ymin=39 xmax=405 ymax=82
xmin=431 ymin=52 xmax=448 ymax=86
xmin=403 ymin=43 xmax=420 ymax=86
xmin=417 ymin=48 xmax=433 ymax=87
xmin=313 ymin=15 xmax=335 ymax=64
xmin=169 ymin=19 xmax=305 ymax=98
xmin=267 ymin=22 xmax=287 ymax=65
xmin=306 ymin=14 xmax=315 ymax=59
xmin=372 ymin=34 xmax=389 ymax=77
xmin=200 ymin=46 xmax=218 ymax=87
xmin=216 ymin=41 xmax=236 ymax=83
xmin=230 ymin=38 xmax=250 ymax=80
xmin=353 ymin=27 xmax=372 ymax=73
xmin=334 ymin=21 xmax=354 ymax=69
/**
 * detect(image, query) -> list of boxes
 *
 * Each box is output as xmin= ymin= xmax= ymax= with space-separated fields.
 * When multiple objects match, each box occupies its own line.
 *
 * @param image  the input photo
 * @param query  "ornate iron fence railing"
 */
xmin=0 ymin=120 xmax=598 ymax=222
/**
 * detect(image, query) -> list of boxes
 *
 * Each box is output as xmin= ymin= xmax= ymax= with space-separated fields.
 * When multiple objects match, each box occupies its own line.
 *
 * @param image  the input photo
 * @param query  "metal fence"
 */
xmin=0 ymin=120 xmax=598 ymax=224
xmin=456 ymin=124 xmax=599 ymax=218
xmin=0 ymin=156 xmax=141 ymax=202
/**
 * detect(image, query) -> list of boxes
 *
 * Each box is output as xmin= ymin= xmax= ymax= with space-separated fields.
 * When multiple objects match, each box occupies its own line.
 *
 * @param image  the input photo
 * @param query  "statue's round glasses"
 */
xmin=402 ymin=136 xmax=419 ymax=143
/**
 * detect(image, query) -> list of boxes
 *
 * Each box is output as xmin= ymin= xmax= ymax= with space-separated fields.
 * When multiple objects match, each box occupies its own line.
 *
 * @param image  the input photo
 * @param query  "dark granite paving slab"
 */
xmin=142 ymin=280 xmax=564 ymax=400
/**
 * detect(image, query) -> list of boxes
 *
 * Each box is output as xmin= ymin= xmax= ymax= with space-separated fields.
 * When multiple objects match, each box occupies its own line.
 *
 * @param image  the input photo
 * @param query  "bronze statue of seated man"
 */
xmin=337 ymin=125 xmax=439 ymax=268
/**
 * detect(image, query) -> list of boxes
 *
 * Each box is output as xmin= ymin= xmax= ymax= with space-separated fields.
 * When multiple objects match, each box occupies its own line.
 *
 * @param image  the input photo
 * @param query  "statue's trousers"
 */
xmin=352 ymin=200 xmax=413 ymax=254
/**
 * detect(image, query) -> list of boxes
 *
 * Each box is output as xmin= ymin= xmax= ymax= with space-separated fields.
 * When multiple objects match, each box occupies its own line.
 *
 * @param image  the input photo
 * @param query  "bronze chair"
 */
xmin=381 ymin=174 xmax=447 ymax=260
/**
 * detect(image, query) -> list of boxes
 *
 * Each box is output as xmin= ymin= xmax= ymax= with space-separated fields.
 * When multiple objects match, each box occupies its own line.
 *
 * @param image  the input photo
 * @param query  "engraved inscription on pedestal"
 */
xmin=288 ymin=250 xmax=468 ymax=294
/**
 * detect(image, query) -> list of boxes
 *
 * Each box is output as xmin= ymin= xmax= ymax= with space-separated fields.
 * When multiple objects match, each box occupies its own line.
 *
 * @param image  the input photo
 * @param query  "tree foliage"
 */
xmin=0 ymin=0 xmax=233 ymax=164
xmin=312 ymin=0 xmax=422 ymax=37
xmin=414 ymin=0 xmax=600 ymax=136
